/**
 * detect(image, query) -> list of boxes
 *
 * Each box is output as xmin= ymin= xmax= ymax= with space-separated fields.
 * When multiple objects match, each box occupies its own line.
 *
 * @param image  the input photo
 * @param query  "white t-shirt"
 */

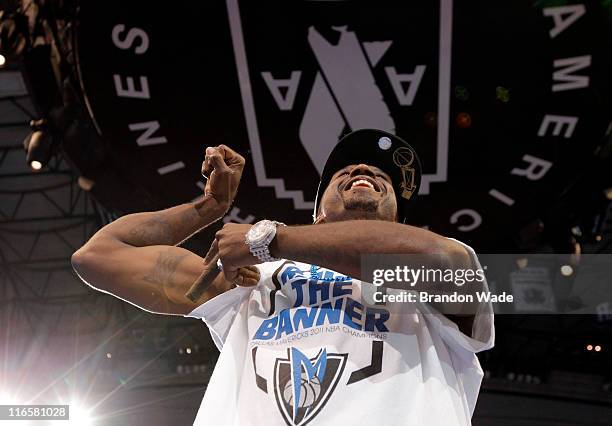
xmin=185 ymin=238 xmax=494 ymax=426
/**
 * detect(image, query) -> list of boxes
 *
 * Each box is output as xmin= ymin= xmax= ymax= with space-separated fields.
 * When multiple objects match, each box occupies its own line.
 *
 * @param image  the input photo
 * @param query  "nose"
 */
xmin=348 ymin=164 xmax=376 ymax=178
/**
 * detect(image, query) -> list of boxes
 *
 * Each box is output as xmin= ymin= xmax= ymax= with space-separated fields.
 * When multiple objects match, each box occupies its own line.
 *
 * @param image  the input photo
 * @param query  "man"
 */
xmin=72 ymin=129 xmax=494 ymax=425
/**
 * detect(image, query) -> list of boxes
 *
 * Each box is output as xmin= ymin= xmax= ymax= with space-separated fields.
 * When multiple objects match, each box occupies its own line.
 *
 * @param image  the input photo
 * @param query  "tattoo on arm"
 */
xmin=126 ymin=207 xmax=206 ymax=247
xmin=143 ymin=249 xmax=189 ymax=295
xmin=182 ymin=205 xmax=200 ymax=222
xmin=128 ymin=215 xmax=175 ymax=246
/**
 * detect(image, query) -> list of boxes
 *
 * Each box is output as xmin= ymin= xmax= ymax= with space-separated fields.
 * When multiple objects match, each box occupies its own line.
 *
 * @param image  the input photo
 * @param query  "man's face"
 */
xmin=316 ymin=164 xmax=398 ymax=223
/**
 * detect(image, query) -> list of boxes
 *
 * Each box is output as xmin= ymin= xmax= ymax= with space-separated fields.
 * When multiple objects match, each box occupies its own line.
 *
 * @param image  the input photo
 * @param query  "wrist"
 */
xmin=269 ymin=225 xmax=288 ymax=259
xmin=246 ymin=220 xmax=285 ymax=262
xmin=192 ymin=194 xmax=228 ymax=221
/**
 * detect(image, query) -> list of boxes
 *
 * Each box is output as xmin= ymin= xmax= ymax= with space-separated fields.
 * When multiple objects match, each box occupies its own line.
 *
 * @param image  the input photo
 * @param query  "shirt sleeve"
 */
xmin=419 ymin=237 xmax=495 ymax=354
xmin=183 ymin=285 xmax=253 ymax=351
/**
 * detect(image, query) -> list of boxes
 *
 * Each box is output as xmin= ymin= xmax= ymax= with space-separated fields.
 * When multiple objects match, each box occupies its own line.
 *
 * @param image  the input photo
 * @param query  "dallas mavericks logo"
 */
xmin=273 ymin=348 xmax=347 ymax=426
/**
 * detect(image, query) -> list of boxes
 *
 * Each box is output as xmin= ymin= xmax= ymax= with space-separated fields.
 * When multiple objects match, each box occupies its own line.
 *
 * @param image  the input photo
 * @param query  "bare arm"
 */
xmin=271 ymin=220 xmax=448 ymax=277
xmin=101 ymin=195 xmax=226 ymax=248
xmin=71 ymin=196 xmax=230 ymax=315
xmin=270 ymin=221 xmax=479 ymax=332
xmin=72 ymin=145 xmax=250 ymax=315
xmin=214 ymin=220 xmax=479 ymax=333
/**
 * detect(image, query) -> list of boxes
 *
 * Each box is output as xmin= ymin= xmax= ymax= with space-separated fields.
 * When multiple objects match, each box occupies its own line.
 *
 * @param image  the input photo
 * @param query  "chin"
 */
xmin=342 ymin=195 xmax=397 ymax=222
xmin=340 ymin=200 xmax=382 ymax=222
xmin=343 ymin=195 xmax=378 ymax=213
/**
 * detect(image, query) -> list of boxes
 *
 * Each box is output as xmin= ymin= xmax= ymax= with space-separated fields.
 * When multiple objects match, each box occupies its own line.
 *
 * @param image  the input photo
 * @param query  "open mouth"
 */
xmin=343 ymin=176 xmax=381 ymax=192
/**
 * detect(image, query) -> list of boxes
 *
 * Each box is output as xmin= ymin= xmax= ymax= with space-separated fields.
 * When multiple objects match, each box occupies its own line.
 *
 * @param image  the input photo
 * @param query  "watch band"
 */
xmin=246 ymin=220 xmax=285 ymax=263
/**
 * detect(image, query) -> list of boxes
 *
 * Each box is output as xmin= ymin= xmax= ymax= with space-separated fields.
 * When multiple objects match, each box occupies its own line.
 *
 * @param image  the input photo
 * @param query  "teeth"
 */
xmin=350 ymin=179 xmax=375 ymax=190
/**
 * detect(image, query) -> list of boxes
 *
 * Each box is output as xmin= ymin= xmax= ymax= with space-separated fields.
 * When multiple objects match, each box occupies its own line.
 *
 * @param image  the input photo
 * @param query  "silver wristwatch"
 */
xmin=245 ymin=220 xmax=286 ymax=263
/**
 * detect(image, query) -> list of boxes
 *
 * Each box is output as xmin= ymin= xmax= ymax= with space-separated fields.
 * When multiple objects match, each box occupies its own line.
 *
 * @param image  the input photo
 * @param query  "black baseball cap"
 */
xmin=313 ymin=129 xmax=422 ymax=224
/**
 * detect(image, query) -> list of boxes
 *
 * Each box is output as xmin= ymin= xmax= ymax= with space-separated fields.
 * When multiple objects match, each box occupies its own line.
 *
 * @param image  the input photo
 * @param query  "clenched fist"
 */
xmin=201 ymin=145 xmax=245 ymax=216
xmin=215 ymin=223 xmax=261 ymax=283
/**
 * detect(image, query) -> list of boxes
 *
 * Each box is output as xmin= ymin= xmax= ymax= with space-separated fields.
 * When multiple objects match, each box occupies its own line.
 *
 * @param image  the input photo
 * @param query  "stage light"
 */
xmin=69 ymin=402 xmax=92 ymax=425
xmin=23 ymin=129 xmax=54 ymax=171
xmin=596 ymin=235 xmax=603 ymax=242
xmin=456 ymin=113 xmax=472 ymax=129
xmin=560 ymin=265 xmax=573 ymax=276
xmin=496 ymin=86 xmax=510 ymax=103
xmin=77 ymin=176 xmax=95 ymax=191
xmin=106 ymin=352 xmax=112 ymax=359
xmin=454 ymin=86 xmax=469 ymax=101
xmin=0 ymin=54 xmax=6 ymax=67
xmin=595 ymin=345 xmax=602 ymax=352
xmin=186 ymin=347 xmax=192 ymax=354
xmin=586 ymin=344 xmax=593 ymax=351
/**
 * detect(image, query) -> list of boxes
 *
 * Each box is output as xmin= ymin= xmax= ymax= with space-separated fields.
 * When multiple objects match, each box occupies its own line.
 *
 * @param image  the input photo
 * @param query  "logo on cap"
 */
xmin=393 ymin=146 xmax=417 ymax=200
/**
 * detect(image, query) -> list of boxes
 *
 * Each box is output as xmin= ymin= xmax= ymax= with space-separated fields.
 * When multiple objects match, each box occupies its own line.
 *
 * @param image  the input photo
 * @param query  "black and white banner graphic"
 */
xmin=74 ymin=0 xmax=611 ymax=250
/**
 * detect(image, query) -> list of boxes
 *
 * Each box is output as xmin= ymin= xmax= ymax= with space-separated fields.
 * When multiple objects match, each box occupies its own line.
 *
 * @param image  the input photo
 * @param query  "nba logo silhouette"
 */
xmin=226 ymin=0 xmax=453 ymax=209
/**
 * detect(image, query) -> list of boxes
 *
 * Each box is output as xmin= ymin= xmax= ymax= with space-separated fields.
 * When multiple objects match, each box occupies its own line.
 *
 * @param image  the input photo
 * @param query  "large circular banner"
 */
xmin=74 ymin=0 xmax=612 ymax=250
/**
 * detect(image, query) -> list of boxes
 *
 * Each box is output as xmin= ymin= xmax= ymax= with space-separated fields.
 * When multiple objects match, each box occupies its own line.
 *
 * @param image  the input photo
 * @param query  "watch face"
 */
xmin=248 ymin=222 xmax=270 ymax=245
xmin=73 ymin=1 xmax=612 ymax=251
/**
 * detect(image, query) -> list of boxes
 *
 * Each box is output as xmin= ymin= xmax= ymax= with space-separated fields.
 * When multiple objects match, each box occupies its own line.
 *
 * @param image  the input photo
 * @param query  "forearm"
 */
xmin=86 ymin=194 xmax=225 ymax=248
xmin=271 ymin=220 xmax=447 ymax=279
xmin=270 ymin=220 xmax=480 ymax=321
